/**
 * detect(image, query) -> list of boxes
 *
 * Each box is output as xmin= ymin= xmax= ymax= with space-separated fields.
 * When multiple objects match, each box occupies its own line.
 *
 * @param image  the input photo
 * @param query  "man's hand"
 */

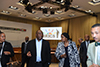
xmin=89 ymin=63 xmax=100 ymax=67
xmin=4 ymin=51 xmax=11 ymax=55
xmin=61 ymin=54 xmax=66 ymax=58
xmin=27 ymin=51 xmax=32 ymax=57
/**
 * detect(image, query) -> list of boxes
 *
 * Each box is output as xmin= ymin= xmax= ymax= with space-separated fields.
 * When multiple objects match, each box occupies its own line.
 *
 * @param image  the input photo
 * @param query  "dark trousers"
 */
xmin=21 ymin=54 xmax=28 ymax=67
xmin=35 ymin=63 xmax=43 ymax=67
xmin=82 ymin=62 xmax=87 ymax=67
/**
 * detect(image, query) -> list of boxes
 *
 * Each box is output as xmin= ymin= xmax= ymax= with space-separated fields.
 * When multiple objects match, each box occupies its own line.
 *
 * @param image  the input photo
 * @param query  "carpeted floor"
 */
xmin=50 ymin=63 xmax=58 ymax=67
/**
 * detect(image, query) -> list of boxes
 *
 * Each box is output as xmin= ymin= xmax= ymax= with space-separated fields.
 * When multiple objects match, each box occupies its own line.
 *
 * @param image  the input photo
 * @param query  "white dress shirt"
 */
xmin=36 ymin=38 xmax=42 ymax=62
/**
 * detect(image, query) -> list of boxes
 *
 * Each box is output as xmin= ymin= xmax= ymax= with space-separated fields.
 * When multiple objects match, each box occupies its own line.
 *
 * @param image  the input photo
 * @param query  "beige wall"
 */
xmin=0 ymin=13 xmax=100 ymax=48
xmin=0 ymin=14 xmax=49 ymax=39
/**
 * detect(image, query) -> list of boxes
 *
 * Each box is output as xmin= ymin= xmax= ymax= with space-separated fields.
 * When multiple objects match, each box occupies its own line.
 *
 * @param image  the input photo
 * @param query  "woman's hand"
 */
xmin=61 ymin=54 xmax=66 ymax=58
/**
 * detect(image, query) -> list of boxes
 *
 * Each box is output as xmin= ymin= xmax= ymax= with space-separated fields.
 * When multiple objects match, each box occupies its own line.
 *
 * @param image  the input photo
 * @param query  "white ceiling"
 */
xmin=0 ymin=0 xmax=100 ymax=22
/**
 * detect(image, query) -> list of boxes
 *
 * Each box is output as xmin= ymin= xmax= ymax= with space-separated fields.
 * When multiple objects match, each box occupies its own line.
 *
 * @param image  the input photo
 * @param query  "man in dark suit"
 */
xmin=79 ymin=34 xmax=94 ymax=67
xmin=26 ymin=30 xmax=51 ymax=67
xmin=21 ymin=36 xmax=29 ymax=67
xmin=0 ymin=31 xmax=14 ymax=67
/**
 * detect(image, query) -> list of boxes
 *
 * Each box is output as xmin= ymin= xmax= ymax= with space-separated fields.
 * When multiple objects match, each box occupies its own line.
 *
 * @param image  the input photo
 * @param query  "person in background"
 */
xmin=87 ymin=24 xmax=100 ymax=67
xmin=55 ymin=32 xmax=80 ymax=67
xmin=21 ymin=36 xmax=29 ymax=67
xmin=0 ymin=31 xmax=14 ymax=67
xmin=80 ymin=34 xmax=94 ymax=67
xmin=78 ymin=38 xmax=84 ymax=44
xmin=26 ymin=30 xmax=51 ymax=67
xmin=78 ymin=38 xmax=84 ymax=50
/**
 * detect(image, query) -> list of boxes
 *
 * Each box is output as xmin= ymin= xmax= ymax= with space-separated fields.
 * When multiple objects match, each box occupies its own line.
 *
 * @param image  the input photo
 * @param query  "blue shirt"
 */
xmin=36 ymin=38 xmax=42 ymax=62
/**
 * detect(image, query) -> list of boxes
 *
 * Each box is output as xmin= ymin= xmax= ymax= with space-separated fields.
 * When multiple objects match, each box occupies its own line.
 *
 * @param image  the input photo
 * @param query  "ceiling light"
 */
xmin=72 ymin=5 xmax=80 ymax=8
xmin=18 ymin=0 xmax=23 ymax=4
xmin=50 ymin=6 xmax=52 ymax=9
xmin=93 ymin=0 xmax=100 ymax=2
xmin=35 ymin=17 xmax=40 ymax=19
xmin=44 ymin=14 xmax=50 ymax=17
xmin=32 ymin=11 xmax=36 ymax=14
xmin=9 ymin=6 xmax=18 ymax=10
xmin=85 ymin=10 xmax=93 ymax=13
xmin=56 ymin=0 xmax=61 ymax=3
xmin=41 ymin=6 xmax=45 ymax=9
xmin=20 ymin=14 xmax=26 ymax=17
xmin=88 ymin=1 xmax=100 ymax=5
xmin=56 ymin=11 xmax=63 ymax=14
xmin=1 ymin=10 xmax=10 ymax=14
xmin=68 ymin=14 xmax=76 ymax=17
xmin=57 ymin=17 xmax=62 ymax=19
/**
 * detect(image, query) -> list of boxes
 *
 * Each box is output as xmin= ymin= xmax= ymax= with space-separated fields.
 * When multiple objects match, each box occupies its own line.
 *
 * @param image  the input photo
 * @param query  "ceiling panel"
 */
xmin=0 ymin=0 xmax=99 ymax=22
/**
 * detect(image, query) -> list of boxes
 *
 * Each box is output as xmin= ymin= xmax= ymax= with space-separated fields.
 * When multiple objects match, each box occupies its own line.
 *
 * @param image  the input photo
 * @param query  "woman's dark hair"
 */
xmin=62 ymin=32 xmax=70 ymax=40
xmin=0 ymin=31 xmax=4 ymax=34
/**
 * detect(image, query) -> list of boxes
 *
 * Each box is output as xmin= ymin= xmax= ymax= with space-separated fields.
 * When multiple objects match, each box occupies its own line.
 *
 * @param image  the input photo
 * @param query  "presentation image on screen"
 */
xmin=40 ymin=27 xmax=62 ymax=40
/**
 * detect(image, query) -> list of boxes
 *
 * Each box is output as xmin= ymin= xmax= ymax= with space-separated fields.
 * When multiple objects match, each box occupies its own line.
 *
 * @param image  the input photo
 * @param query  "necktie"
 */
xmin=95 ymin=42 xmax=100 ymax=46
xmin=24 ymin=43 xmax=27 ymax=53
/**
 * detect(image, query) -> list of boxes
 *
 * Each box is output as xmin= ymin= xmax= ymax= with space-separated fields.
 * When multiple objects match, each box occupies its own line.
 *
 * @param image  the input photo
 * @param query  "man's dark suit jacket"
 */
xmin=21 ymin=42 xmax=26 ymax=56
xmin=26 ymin=39 xmax=51 ymax=67
xmin=1 ymin=41 xmax=14 ymax=67
xmin=79 ymin=40 xmax=94 ymax=63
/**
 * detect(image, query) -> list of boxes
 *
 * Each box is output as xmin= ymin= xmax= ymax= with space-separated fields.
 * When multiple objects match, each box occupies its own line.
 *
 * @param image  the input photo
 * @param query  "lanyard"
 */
xmin=0 ymin=42 xmax=5 ymax=58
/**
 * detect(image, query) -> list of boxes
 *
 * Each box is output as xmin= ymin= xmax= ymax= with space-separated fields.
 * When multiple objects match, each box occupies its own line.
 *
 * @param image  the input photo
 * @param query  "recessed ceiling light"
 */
xmin=85 ymin=10 xmax=93 ymax=13
xmin=48 ymin=19 xmax=51 ymax=22
xmin=9 ymin=6 xmax=18 ymax=10
xmin=32 ymin=11 xmax=36 ymax=14
xmin=72 ymin=5 xmax=80 ymax=8
xmin=44 ymin=14 xmax=50 ymax=17
xmin=17 ymin=1 xmax=24 ymax=6
xmin=88 ymin=1 xmax=100 ymax=5
xmin=56 ymin=11 xmax=63 ymax=14
xmin=1 ymin=10 xmax=11 ymax=14
xmin=20 ymin=14 xmax=26 ymax=17
xmin=49 ymin=6 xmax=53 ymax=9
xmin=57 ymin=17 xmax=62 ymax=19
xmin=93 ymin=0 xmax=100 ymax=2
xmin=35 ymin=17 xmax=40 ymax=19
xmin=18 ymin=0 xmax=23 ymax=3
xmin=68 ymin=14 xmax=76 ymax=17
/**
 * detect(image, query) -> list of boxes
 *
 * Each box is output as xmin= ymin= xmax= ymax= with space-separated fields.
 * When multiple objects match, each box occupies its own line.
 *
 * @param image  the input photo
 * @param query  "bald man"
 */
xmin=26 ymin=30 xmax=51 ymax=67
xmin=80 ymin=35 xmax=94 ymax=67
xmin=21 ymin=36 xmax=29 ymax=67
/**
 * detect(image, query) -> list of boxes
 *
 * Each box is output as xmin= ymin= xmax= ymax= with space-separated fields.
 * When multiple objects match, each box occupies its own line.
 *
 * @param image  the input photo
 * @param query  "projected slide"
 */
xmin=40 ymin=27 xmax=62 ymax=40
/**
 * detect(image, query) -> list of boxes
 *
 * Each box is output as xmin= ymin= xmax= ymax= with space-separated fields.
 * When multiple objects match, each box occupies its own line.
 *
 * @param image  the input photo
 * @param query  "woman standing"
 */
xmin=55 ymin=33 xmax=80 ymax=67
